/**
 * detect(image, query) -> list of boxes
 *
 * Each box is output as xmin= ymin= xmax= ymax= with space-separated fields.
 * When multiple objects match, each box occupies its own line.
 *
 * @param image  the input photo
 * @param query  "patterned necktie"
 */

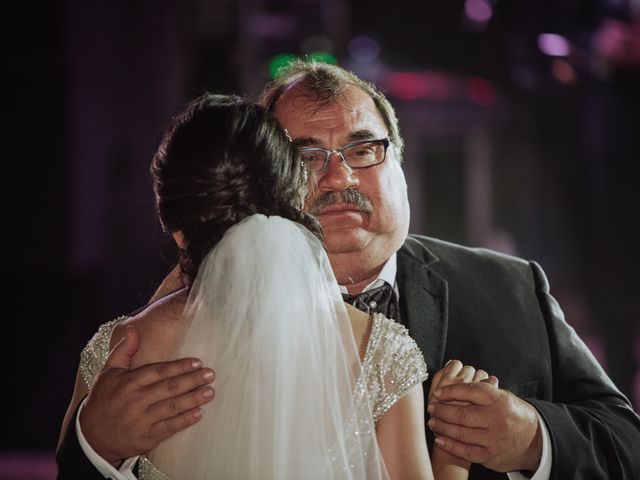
xmin=342 ymin=283 xmax=400 ymax=321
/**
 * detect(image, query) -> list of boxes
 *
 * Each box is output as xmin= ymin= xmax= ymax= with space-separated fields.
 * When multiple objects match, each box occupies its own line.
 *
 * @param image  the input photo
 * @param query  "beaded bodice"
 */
xmin=80 ymin=313 xmax=428 ymax=479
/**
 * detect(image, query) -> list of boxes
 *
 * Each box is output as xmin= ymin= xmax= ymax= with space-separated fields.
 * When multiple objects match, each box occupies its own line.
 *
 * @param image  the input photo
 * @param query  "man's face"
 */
xmin=273 ymin=84 xmax=410 ymax=286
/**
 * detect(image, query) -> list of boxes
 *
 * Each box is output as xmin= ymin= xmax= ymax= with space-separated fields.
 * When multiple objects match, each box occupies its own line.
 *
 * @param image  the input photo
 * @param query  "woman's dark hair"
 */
xmin=151 ymin=93 xmax=322 ymax=282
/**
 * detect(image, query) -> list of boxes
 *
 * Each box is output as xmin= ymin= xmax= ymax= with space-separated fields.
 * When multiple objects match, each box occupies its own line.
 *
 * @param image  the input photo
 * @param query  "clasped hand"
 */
xmin=427 ymin=360 xmax=542 ymax=473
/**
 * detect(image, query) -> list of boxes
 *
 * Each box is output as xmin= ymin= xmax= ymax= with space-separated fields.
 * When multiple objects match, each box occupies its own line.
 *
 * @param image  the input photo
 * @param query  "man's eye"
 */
xmin=301 ymin=152 xmax=324 ymax=162
xmin=352 ymin=148 xmax=374 ymax=157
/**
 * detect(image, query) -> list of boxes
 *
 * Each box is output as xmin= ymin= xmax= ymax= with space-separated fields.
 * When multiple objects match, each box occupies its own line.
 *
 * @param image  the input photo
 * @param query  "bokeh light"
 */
xmin=551 ymin=58 xmax=577 ymax=84
xmin=269 ymin=52 xmax=338 ymax=78
xmin=538 ymin=33 xmax=570 ymax=57
xmin=464 ymin=0 xmax=493 ymax=27
xmin=467 ymin=77 xmax=497 ymax=105
xmin=269 ymin=53 xmax=298 ymax=78
xmin=348 ymin=36 xmax=381 ymax=64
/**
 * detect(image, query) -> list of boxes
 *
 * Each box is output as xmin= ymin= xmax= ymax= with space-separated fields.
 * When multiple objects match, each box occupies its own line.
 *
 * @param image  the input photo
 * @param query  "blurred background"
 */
xmin=3 ymin=0 xmax=639 ymax=477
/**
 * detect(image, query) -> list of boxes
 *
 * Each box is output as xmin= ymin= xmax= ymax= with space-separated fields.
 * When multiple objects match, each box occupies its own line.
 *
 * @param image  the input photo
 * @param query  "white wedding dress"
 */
xmin=80 ymin=215 xmax=428 ymax=480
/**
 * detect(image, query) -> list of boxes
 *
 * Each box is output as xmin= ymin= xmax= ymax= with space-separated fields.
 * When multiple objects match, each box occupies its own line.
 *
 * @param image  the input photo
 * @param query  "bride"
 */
xmin=61 ymin=93 xmax=491 ymax=479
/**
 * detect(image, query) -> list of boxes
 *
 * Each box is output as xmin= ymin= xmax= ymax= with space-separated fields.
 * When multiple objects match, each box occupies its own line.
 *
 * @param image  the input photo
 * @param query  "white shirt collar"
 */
xmin=338 ymin=253 xmax=397 ymax=295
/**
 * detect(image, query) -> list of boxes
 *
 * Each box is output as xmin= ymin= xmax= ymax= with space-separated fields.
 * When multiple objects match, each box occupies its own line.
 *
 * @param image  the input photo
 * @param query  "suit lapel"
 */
xmin=396 ymin=237 xmax=448 ymax=375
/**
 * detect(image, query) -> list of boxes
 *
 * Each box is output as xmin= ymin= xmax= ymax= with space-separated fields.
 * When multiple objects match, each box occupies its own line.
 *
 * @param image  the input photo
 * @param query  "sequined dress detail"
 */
xmin=80 ymin=313 xmax=428 ymax=479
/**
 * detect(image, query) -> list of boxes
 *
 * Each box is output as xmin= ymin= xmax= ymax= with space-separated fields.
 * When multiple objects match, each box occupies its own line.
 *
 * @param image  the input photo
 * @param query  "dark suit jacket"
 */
xmin=397 ymin=235 xmax=640 ymax=479
xmin=57 ymin=234 xmax=640 ymax=479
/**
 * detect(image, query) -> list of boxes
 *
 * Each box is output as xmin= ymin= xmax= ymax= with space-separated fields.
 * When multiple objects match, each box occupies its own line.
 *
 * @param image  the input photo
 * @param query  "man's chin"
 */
xmin=322 ymin=230 xmax=371 ymax=256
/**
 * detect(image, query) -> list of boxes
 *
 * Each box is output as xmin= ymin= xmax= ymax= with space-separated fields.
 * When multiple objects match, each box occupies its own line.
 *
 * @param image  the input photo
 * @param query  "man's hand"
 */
xmin=79 ymin=326 xmax=215 ymax=466
xmin=427 ymin=382 xmax=542 ymax=473
xmin=427 ymin=360 xmax=498 ymax=477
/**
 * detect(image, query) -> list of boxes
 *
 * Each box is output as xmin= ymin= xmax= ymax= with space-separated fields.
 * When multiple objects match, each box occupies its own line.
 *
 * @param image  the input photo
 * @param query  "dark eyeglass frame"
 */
xmin=298 ymin=137 xmax=391 ymax=173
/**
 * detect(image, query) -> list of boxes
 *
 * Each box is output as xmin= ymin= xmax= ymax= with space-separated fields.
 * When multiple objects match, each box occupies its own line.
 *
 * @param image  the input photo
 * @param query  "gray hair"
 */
xmin=258 ymin=60 xmax=404 ymax=162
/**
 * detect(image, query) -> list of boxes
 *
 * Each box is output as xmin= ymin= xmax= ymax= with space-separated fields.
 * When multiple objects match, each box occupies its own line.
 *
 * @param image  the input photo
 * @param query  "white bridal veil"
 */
xmin=149 ymin=214 xmax=388 ymax=479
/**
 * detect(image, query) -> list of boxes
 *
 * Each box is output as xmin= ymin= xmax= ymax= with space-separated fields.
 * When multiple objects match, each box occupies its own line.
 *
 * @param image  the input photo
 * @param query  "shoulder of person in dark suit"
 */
xmin=399 ymin=233 xmax=640 ymax=480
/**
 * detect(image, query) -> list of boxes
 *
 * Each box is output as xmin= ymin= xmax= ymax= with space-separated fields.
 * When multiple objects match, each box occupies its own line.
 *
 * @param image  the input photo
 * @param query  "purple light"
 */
xmin=537 ymin=33 xmax=570 ymax=57
xmin=464 ymin=0 xmax=493 ymax=24
xmin=348 ymin=36 xmax=381 ymax=64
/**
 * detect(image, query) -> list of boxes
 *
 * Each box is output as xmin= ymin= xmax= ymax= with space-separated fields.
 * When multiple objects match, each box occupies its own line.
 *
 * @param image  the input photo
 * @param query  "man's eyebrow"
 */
xmin=292 ymin=130 xmax=382 ymax=148
xmin=348 ymin=130 xmax=379 ymax=141
xmin=292 ymin=137 xmax=322 ymax=148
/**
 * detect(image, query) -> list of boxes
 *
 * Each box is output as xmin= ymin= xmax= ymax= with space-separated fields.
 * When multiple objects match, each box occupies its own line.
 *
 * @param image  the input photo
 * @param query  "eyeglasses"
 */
xmin=298 ymin=138 xmax=391 ymax=173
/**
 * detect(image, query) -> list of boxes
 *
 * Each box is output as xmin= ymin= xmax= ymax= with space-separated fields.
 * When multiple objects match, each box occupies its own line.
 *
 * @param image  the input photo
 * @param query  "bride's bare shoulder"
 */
xmin=111 ymin=288 xmax=189 ymax=367
xmin=345 ymin=303 xmax=372 ymax=360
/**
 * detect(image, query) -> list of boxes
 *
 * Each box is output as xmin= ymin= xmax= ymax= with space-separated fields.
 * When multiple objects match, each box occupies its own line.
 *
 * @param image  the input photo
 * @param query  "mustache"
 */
xmin=308 ymin=190 xmax=374 ymax=216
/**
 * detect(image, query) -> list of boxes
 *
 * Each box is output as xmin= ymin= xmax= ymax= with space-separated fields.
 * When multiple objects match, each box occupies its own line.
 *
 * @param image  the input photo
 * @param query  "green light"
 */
xmin=269 ymin=54 xmax=298 ymax=78
xmin=306 ymin=51 xmax=338 ymax=65
xmin=268 ymin=52 xmax=339 ymax=78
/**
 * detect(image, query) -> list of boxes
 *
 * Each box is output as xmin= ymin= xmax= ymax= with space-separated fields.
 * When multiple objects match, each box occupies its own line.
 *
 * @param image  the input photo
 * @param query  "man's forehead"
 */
xmin=273 ymin=84 xmax=385 ymax=137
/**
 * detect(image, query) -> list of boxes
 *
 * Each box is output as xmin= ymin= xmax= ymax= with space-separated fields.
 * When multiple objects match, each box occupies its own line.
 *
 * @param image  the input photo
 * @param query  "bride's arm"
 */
xmin=427 ymin=360 xmax=498 ymax=480
xmin=376 ymin=384 xmax=434 ymax=480
xmin=426 ymin=360 xmax=471 ymax=480
xmin=375 ymin=361 xmax=492 ymax=480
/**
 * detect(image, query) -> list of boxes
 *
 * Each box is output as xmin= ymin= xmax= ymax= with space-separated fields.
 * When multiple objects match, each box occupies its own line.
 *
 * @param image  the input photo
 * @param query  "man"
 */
xmin=57 ymin=62 xmax=640 ymax=479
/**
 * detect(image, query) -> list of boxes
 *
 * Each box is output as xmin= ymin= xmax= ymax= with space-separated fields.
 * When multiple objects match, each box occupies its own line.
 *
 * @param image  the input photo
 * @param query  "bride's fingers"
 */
xmin=472 ymin=369 xmax=489 ymax=383
xmin=428 ymin=370 xmax=444 ymax=402
xmin=483 ymin=375 xmax=500 ymax=386
xmin=442 ymin=360 xmax=464 ymax=379
xmin=456 ymin=365 xmax=477 ymax=383
xmin=429 ymin=360 xmax=462 ymax=401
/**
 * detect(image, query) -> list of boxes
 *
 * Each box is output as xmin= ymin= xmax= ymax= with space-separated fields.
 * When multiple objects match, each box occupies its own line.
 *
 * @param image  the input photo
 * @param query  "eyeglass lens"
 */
xmin=301 ymin=139 xmax=387 ymax=173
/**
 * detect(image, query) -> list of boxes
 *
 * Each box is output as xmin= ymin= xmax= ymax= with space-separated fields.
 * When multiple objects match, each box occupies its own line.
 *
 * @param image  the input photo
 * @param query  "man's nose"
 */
xmin=318 ymin=152 xmax=359 ymax=191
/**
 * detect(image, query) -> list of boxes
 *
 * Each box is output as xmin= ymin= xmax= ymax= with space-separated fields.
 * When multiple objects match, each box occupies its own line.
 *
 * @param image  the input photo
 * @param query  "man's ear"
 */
xmin=172 ymin=231 xmax=186 ymax=249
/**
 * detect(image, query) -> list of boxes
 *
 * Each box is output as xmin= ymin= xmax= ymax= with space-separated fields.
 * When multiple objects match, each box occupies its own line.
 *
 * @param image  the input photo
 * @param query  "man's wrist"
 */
xmin=79 ymin=404 xmax=124 ymax=467
xmin=76 ymin=400 xmax=140 ymax=479
xmin=522 ymin=417 xmax=543 ymax=472
xmin=508 ymin=409 xmax=552 ymax=480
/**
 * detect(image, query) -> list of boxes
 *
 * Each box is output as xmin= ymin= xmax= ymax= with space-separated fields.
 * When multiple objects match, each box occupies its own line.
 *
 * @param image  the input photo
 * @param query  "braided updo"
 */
xmin=151 ymin=93 xmax=321 ymax=282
